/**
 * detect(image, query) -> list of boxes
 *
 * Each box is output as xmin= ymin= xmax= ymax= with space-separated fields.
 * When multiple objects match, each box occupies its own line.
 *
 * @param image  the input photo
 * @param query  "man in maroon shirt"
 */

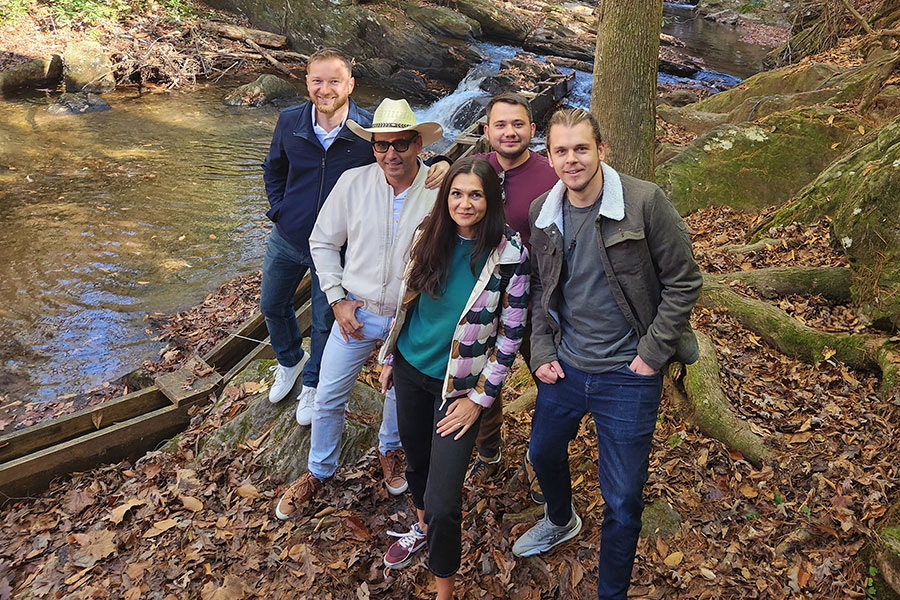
xmin=468 ymin=93 xmax=558 ymax=495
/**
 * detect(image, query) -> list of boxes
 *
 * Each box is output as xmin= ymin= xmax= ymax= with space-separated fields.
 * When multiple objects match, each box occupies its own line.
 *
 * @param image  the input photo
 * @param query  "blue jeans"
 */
xmin=529 ymin=359 xmax=662 ymax=600
xmin=260 ymin=226 xmax=333 ymax=388
xmin=308 ymin=305 xmax=401 ymax=479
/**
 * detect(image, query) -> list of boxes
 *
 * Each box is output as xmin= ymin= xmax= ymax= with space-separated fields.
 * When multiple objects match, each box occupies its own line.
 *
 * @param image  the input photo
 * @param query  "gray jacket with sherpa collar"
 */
xmin=528 ymin=162 xmax=702 ymax=372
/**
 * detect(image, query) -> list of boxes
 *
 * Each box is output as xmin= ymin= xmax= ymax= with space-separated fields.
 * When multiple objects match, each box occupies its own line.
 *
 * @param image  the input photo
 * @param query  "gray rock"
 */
xmin=47 ymin=92 xmax=111 ymax=115
xmin=223 ymin=74 xmax=300 ymax=107
xmin=640 ymin=499 xmax=682 ymax=542
xmin=386 ymin=69 xmax=437 ymax=101
xmin=524 ymin=16 xmax=594 ymax=62
xmin=0 ymin=55 xmax=62 ymax=93
xmin=402 ymin=2 xmax=482 ymax=40
xmin=453 ymin=0 xmax=531 ymax=42
xmin=63 ymin=41 xmax=115 ymax=93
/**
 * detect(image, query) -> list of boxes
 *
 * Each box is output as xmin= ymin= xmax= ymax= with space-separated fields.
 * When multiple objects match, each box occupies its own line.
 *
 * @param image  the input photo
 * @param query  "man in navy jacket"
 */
xmin=261 ymin=48 xmax=447 ymax=426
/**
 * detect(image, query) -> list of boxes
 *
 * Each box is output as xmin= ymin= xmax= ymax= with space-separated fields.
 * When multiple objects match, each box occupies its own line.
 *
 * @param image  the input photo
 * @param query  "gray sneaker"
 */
xmin=512 ymin=505 xmax=582 ymax=557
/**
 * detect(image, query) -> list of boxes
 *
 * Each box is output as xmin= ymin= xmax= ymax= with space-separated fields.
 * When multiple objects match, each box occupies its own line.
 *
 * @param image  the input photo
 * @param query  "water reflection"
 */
xmin=0 ymin=76 xmax=281 ymax=401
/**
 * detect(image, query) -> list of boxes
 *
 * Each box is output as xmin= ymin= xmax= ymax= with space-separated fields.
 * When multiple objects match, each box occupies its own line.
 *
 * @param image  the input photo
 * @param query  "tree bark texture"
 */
xmin=590 ymin=0 xmax=662 ymax=181
xmin=713 ymin=266 xmax=853 ymax=303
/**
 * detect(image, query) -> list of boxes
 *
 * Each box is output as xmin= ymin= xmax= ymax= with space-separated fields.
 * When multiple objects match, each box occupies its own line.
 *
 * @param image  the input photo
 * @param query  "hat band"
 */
xmin=371 ymin=122 xmax=417 ymax=129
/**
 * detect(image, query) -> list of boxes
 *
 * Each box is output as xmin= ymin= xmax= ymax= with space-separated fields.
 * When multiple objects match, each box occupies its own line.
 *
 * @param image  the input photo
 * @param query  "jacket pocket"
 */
xmin=603 ymin=228 xmax=645 ymax=248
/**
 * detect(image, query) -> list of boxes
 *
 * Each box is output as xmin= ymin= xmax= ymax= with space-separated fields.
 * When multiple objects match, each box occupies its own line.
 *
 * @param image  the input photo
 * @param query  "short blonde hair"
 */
xmin=307 ymin=48 xmax=353 ymax=77
xmin=547 ymin=108 xmax=604 ymax=147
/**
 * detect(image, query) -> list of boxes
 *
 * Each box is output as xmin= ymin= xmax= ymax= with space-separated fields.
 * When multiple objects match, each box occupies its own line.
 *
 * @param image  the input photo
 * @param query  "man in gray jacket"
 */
xmin=512 ymin=108 xmax=701 ymax=600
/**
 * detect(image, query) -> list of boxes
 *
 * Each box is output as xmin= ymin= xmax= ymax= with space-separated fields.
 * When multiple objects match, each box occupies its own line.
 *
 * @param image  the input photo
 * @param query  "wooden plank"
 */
xmin=154 ymin=356 xmax=222 ymax=407
xmin=0 ymin=387 xmax=166 ymax=464
xmin=0 ymin=402 xmax=195 ymax=498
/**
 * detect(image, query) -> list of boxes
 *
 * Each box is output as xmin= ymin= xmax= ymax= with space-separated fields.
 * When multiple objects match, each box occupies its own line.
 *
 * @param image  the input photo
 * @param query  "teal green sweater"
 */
xmin=397 ymin=237 xmax=488 ymax=379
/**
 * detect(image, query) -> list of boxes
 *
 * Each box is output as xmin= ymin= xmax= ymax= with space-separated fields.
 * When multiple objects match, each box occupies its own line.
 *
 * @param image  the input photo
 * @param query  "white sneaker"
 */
xmin=295 ymin=385 xmax=316 ymax=426
xmin=268 ymin=362 xmax=303 ymax=404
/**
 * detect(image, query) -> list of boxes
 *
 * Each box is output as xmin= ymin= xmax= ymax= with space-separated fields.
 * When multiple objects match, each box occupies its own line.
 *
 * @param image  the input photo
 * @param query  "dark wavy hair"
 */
xmin=406 ymin=157 xmax=505 ymax=298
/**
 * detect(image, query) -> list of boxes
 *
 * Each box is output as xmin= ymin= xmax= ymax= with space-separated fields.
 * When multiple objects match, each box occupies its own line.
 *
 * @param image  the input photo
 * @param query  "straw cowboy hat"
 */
xmin=346 ymin=98 xmax=443 ymax=146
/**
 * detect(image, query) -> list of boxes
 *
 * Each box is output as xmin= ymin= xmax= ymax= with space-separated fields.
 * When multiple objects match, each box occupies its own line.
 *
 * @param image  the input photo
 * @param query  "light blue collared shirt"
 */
xmin=311 ymin=106 xmax=345 ymax=150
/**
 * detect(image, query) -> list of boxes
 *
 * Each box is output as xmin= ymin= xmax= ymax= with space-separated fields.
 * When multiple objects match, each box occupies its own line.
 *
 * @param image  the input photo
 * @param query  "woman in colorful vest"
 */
xmin=377 ymin=156 xmax=529 ymax=599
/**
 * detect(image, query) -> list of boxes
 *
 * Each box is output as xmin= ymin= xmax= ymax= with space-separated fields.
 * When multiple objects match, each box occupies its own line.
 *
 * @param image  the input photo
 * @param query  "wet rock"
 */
xmin=222 ymin=74 xmax=300 ymax=107
xmin=0 ymin=55 xmax=62 ymax=93
xmin=63 ymin=41 xmax=115 ymax=93
xmin=453 ymin=0 xmax=531 ymax=43
xmin=450 ymin=97 xmax=490 ymax=131
xmin=355 ymin=58 xmax=395 ymax=81
xmin=480 ymin=73 xmax=518 ymax=95
xmin=200 ymin=359 xmax=384 ymax=481
xmin=402 ymin=2 xmax=482 ymax=40
xmin=657 ymin=106 xmax=868 ymax=214
xmin=658 ymin=46 xmax=704 ymax=77
xmin=386 ymin=69 xmax=437 ymax=101
xmin=640 ymin=499 xmax=682 ymax=542
xmin=545 ymin=55 xmax=593 ymax=73
xmin=658 ymin=88 xmax=701 ymax=107
xmin=524 ymin=15 xmax=594 ymax=62
xmin=47 ymin=92 xmax=111 ymax=115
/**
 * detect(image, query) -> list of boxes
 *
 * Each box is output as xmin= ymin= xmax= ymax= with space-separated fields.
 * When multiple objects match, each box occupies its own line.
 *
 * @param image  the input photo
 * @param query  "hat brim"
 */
xmin=346 ymin=119 xmax=444 ymax=147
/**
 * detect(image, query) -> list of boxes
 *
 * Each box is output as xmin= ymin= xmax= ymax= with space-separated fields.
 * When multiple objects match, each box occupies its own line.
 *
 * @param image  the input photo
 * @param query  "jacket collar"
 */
xmin=293 ymin=98 xmax=366 ymax=143
xmin=533 ymin=162 xmax=624 ymax=231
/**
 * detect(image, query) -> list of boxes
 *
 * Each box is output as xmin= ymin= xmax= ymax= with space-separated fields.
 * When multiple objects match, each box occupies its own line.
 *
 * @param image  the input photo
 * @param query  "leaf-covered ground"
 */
xmin=3 ymin=208 xmax=897 ymax=599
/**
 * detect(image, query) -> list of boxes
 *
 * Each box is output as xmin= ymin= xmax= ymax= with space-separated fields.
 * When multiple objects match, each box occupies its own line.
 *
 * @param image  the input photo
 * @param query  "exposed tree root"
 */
xmin=668 ymin=331 xmax=772 ymax=467
xmin=699 ymin=274 xmax=900 ymax=401
xmin=713 ymin=266 xmax=853 ymax=302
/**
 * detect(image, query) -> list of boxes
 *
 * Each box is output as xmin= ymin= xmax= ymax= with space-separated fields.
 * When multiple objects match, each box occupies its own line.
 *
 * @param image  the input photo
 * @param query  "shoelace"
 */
xmin=271 ymin=365 xmax=289 ymax=386
xmin=386 ymin=525 xmax=424 ymax=549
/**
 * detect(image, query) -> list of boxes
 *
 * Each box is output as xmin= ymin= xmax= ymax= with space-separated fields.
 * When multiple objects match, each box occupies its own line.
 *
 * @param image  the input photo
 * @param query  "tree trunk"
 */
xmin=590 ymin=0 xmax=662 ymax=180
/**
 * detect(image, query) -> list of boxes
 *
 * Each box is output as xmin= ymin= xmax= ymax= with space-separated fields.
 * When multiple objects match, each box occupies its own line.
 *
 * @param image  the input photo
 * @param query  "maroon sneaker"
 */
xmin=383 ymin=523 xmax=426 ymax=569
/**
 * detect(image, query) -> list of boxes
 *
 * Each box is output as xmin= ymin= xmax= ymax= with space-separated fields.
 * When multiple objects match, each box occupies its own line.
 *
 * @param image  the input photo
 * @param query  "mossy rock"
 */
xmin=402 ymin=2 xmax=482 ymax=40
xmin=758 ymin=115 xmax=900 ymax=329
xmin=640 ymin=499 xmax=682 ymax=542
xmin=222 ymin=74 xmax=300 ymax=107
xmin=453 ymin=0 xmax=531 ymax=42
xmin=63 ymin=41 xmax=115 ymax=93
xmin=0 ymin=55 xmax=62 ymax=93
xmin=200 ymin=359 xmax=384 ymax=481
xmin=657 ymin=106 xmax=868 ymax=215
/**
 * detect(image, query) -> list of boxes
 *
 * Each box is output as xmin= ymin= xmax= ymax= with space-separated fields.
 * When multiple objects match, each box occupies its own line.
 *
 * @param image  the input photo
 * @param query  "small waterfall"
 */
xmin=415 ymin=42 xmax=520 ymax=149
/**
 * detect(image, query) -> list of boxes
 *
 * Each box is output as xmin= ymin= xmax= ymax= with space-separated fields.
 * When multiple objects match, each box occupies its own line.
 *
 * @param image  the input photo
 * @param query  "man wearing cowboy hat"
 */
xmin=275 ymin=98 xmax=444 ymax=518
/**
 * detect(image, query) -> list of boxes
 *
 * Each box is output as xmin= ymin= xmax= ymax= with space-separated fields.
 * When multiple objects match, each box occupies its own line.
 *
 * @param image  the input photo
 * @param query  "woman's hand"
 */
xmin=436 ymin=398 xmax=483 ymax=440
xmin=379 ymin=365 xmax=393 ymax=394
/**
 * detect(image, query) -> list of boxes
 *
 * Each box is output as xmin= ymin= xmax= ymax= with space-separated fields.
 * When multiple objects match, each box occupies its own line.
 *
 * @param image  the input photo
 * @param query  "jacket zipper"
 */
xmin=315 ymin=152 xmax=327 ymax=213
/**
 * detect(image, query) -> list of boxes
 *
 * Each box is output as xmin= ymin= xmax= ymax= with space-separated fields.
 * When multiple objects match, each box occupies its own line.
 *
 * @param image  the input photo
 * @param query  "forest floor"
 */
xmin=2 ymin=206 xmax=894 ymax=600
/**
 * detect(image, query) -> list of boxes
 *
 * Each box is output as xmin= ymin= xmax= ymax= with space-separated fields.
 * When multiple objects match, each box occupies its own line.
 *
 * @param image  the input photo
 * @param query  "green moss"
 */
xmin=657 ymin=107 xmax=867 ymax=214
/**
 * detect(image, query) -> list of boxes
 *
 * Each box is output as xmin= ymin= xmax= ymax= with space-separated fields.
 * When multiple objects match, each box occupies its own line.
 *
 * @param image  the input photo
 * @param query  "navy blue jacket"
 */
xmin=262 ymin=98 xmax=375 ymax=256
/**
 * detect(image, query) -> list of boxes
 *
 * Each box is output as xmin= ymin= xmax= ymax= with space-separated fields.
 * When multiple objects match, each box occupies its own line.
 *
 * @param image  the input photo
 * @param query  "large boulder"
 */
xmin=222 ymin=74 xmax=300 ymax=107
xmin=200 ymin=359 xmax=384 ymax=481
xmin=659 ymin=54 xmax=900 ymax=134
xmin=63 ymin=41 xmax=116 ymax=93
xmin=657 ymin=106 xmax=868 ymax=214
xmin=523 ymin=15 xmax=593 ymax=62
xmin=453 ymin=0 xmax=531 ymax=43
xmin=402 ymin=2 xmax=482 ymax=40
xmin=201 ymin=0 xmax=474 ymax=94
xmin=760 ymin=116 xmax=900 ymax=329
xmin=0 ymin=55 xmax=62 ymax=93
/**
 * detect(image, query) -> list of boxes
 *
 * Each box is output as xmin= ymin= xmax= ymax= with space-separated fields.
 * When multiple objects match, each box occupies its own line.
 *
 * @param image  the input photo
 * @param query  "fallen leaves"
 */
xmin=142 ymin=518 xmax=178 ymax=538
xmin=109 ymin=499 xmax=146 ymax=525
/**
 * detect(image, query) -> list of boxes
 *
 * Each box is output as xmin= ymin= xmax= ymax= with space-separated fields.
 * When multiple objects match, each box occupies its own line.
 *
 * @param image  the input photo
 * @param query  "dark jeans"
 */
xmin=259 ymin=226 xmax=333 ymax=388
xmin=474 ymin=321 xmax=532 ymax=460
xmin=529 ymin=359 xmax=662 ymax=600
xmin=393 ymin=351 xmax=482 ymax=578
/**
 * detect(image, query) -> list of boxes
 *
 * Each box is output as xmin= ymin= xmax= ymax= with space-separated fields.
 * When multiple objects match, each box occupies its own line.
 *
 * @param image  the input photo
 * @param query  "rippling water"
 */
xmin=0 ymin=77 xmax=281 ymax=401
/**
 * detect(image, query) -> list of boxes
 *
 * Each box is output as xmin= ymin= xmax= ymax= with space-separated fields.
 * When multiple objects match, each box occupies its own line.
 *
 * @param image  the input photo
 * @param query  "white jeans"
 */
xmin=307 ymin=305 xmax=400 ymax=479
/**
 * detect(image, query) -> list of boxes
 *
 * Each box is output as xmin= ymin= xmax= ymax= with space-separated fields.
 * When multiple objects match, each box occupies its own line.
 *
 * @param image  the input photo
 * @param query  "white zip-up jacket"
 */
xmin=310 ymin=161 xmax=438 ymax=317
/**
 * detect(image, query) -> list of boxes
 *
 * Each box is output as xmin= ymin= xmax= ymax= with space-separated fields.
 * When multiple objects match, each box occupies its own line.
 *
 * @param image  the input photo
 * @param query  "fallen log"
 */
xmin=244 ymin=39 xmax=297 ymax=79
xmin=199 ymin=20 xmax=287 ymax=48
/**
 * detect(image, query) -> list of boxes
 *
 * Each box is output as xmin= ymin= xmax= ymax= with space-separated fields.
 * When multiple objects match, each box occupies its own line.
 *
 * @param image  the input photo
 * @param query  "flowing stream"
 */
xmin=0 ymin=12 xmax=777 ymax=404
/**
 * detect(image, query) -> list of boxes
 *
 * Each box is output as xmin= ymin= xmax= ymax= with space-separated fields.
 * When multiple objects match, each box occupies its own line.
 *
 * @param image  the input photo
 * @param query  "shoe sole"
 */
xmin=274 ymin=493 xmax=293 ymax=521
xmin=513 ymin=513 xmax=583 ymax=557
xmin=295 ymin=408 xmax=312 ymax=426
xmin=385 ymin=480 xmax=408 ymax=495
